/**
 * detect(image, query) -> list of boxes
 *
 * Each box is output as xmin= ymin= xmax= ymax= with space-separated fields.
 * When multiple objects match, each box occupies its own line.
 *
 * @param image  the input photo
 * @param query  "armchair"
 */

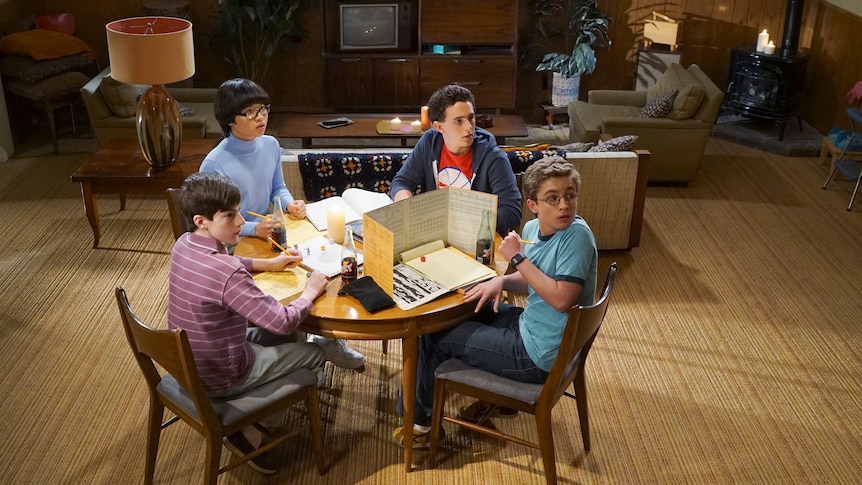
xmin=567 ymin=63 xmax=723 ymax=184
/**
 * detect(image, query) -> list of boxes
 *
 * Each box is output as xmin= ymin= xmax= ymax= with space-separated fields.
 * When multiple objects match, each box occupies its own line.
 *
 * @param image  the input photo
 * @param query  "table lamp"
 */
xmin=106 ymin=17 xmax=194 ymax=169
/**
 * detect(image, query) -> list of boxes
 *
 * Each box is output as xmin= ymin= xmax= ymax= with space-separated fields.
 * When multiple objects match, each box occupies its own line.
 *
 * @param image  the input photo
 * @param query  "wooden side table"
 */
xmin=540 ymin=103 xmax=569 ymax=128
xmin=70 ymin=138 xmax=216 ymax=248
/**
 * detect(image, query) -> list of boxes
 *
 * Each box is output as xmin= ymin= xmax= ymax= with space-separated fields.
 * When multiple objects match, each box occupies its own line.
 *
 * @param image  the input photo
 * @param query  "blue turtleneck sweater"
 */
xmin=199 ymin=134 xmax=295 ymax=237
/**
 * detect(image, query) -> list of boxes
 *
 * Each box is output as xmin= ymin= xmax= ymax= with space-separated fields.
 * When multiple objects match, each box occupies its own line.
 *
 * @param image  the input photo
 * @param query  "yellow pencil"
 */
xmin=518 ymin=239 xmax=536 ymax=245
xmin=247 ymin=210 xmax=270 ymax=219
xmin=267 ymin=237 xmax=289 ymax=254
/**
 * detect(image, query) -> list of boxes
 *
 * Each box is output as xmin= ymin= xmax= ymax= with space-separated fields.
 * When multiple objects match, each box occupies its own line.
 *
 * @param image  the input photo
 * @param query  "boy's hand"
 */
xmin=267 ymin=249 xmax=303 ymax=270
xmin=254 ymin=217 xmax=273 ymax=239
xmin=300 ymin=271 xmax=329 ymax=301
xmin=463 ymin=276 xmax=505 ymax=313
xmin=288 ymin=200 xmax=306 ymax=218
xmin=499 ymin=231 xmax=523 ymax=262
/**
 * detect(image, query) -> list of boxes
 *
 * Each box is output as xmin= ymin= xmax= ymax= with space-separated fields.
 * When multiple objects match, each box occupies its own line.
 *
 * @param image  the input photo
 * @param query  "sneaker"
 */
xmin=392 ymin=426 xmax=444 ymax=450
xmin=311 ymin=336 xmax=366 ymax=370
xmin=223 ymin=431 xmax=279 ymax=475
xmin=458 ymin=400 xmax=519 ymax=424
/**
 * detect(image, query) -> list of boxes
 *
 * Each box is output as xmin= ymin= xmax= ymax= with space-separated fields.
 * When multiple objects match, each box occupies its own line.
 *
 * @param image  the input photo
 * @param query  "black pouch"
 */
xmin=337 ymin=276 xmax=396 ymax=313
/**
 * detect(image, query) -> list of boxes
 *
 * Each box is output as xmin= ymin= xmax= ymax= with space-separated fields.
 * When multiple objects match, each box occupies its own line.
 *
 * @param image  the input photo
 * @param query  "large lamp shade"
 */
xmin=106 ymin=17 xmax=194 ymax=168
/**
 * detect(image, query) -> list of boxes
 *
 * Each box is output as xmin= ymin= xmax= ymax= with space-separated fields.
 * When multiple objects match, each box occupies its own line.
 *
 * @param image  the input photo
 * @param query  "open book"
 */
xmin=305 ymin=188 xmax=393 ymax=232
xmin=391 ymin=240 xmax=497 ymax=310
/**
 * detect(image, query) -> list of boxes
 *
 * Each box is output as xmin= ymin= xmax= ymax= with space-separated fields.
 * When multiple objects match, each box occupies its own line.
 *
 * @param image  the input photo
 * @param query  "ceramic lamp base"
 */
xmin=136 ymin=84 xmax=182 ymax=169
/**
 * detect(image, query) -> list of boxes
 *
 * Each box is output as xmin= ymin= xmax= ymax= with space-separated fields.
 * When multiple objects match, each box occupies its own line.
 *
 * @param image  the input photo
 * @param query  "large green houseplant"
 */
xmin=210 ymin=0 xmax=313 ymax=82
xmin=530 ymin=0 xmax=612 ymax=105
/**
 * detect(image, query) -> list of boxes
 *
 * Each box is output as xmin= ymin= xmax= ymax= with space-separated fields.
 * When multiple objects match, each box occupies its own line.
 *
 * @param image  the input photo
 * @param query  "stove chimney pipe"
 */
xmin=781 ymin=0 xmax=805 ymax=56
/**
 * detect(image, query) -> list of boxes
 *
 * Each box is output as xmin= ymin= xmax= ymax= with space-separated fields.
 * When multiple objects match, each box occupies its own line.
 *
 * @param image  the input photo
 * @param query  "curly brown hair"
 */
xmin=522 ymin=156 xmax=581 ymax=201
xmin=427 ymin=84 xmax=475 ymax=123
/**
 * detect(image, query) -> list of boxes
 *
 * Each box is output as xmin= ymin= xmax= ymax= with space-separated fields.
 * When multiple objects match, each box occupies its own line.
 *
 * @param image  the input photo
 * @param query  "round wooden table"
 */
xmin=236 ymin=234 xmax=486 ymax=471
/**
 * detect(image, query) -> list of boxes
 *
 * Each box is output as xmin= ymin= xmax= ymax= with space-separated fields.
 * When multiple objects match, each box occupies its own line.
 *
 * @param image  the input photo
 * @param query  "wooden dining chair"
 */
xmin=165 ymin=188 xmax=192 ymax=240
xmin=115 ymin=287 xmax=325 ymax=484
xmin=428 ymin=263 xmax=618 ymax=485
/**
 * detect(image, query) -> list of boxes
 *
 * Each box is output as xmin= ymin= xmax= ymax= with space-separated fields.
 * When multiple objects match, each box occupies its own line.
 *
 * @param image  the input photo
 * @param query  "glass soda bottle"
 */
xmin=270 ymin=196 xmax=287 ymax=252
xmin=341 ymin=225 xmax=358 ymax=285
xmin=475 ymin=209 xmax=493 ymax=265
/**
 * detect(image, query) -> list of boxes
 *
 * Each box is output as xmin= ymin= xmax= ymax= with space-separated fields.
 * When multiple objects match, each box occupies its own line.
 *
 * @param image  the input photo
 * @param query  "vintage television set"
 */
xmin=339 ymin=2 xmax=412 ymax=51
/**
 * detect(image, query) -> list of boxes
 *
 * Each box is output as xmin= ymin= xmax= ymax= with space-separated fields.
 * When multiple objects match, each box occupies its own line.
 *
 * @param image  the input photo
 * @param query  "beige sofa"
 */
xmin=567 ymin=63 xmax=723 ymax=184
xmin=280 ymin=149 xmax=649 ymax=250
xmin=80 ymin=67 xmax=221 ymax=144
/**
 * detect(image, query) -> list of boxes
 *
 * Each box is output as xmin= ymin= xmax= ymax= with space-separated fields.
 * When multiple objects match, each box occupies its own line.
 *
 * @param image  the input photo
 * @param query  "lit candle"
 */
xmin=326 ymin=205 xmax=345 ymax=244
xmin=420 ymin=106 xmax=431 ymax=130
xmin=756 ymin=29 xmax=769 ymax=53
xmin=763 ymin=41 xmax=776 ymax=55
xmin=410 ymin=120 xmax=422 ymax=133
xmin=390 ymin=117 xmax=401 ymax=132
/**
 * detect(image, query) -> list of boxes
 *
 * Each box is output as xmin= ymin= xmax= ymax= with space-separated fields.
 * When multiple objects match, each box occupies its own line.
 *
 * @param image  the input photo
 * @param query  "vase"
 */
xmin=551 ymin=72 xmax=581 ymax=107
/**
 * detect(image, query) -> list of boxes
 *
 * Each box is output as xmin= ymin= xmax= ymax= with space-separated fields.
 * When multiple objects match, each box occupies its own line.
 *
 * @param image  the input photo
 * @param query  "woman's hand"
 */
xmin=463 ymin=276 xmax=505 ymax=313
xmin=288 ymin=200 xmax=306 ymax=218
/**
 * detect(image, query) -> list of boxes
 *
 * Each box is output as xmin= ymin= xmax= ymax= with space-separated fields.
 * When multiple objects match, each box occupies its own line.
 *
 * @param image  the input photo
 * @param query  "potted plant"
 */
xmin=210 ymin=0 xmax=313 ymax=82
xmin=530 ymin=0 xmax=612 ymax=106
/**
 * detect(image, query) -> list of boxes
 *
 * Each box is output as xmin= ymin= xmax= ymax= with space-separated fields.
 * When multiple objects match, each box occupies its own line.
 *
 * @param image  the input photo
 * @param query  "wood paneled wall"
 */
xmin=2 ymin=0 xmax=859 ymax=134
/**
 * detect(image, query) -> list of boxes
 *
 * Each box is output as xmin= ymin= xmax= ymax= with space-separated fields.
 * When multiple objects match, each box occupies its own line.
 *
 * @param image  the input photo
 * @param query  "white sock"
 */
xmin=413 ymin=424 xmax=431 ymax=434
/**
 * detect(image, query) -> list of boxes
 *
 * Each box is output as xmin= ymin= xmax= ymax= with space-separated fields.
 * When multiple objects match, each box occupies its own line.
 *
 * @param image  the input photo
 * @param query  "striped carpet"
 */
xmin=0 ymin=134 xmax=860 ymax=484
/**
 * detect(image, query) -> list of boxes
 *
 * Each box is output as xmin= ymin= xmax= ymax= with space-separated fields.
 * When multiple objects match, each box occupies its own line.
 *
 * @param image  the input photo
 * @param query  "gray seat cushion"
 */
xmin=435 ymin=358 xmax=544 ymax=405
xmin=155 ymin=367 xmax=317 ymax=428
xmin=568 ymin=101 xmax=640 ymax=143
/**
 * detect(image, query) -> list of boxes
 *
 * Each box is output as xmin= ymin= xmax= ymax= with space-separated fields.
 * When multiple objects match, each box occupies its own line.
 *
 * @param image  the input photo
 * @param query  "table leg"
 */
xmin=79 ymin=182 xmax=100 ymax=248
xmin=401 ymin=335 xmax=418 ymax=472
xmin=301 ymin=137 xmax=312 ymax=149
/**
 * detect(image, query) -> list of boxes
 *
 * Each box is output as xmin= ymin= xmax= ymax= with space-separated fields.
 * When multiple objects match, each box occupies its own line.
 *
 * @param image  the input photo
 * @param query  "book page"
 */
xmin=392 ymin=263 xmax=449 ymax=310
xmin=342 ymin=188 xmax=393 ymax=214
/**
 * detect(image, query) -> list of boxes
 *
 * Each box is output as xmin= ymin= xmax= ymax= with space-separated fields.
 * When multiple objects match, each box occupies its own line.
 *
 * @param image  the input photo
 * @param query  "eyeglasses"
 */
xmin=535 ymin=193 xmax=579 ymax=206
xmin=238 ymin=104 xmax=270 ymax=120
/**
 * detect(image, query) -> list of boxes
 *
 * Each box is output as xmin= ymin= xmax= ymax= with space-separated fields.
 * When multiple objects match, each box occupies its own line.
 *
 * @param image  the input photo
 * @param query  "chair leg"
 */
xmin=306 ymin=386 xmax=326 ymax=475
xmin=144 ymin=401 xmax=164 ymax=485
xmin=42 ymin=99 xmax=59 ymax=155
xmin=203 ymin=435 xmax=221 ymax=485
xmin=848 ymin=175 xmax=862 ymax=211
xmin=574 ymin=374 xmax=590 ymax=451
xmin=428 ymin=381 xmax=448 ymax=467
xmin=382 ymin=339 xmax=388 ymax=354
xmin=822 ymin=163 xmax=839 ymax=190
xmin=535 ymin=410 xmax=558 ymax=485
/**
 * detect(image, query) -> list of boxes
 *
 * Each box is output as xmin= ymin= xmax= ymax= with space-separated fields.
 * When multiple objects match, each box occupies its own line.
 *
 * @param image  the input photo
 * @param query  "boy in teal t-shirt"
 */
xmin=393 ymin=156 xmax=598 ymax=449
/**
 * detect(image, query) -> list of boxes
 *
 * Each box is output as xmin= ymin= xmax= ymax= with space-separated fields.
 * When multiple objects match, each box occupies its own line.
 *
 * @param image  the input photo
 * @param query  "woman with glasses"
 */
xmin=200 ymin=79 xmax=367 ymax=375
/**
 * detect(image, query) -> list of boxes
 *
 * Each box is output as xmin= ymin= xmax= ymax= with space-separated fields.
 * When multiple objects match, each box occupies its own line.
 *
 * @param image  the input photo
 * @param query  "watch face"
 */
xmin=511 ymin=254 xmax=525 ymax=267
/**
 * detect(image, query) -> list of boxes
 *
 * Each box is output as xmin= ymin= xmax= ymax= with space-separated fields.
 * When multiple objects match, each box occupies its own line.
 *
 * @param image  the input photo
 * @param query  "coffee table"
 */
xmin=70 ymin=138 xmax=218 ymax=248
xmin=270 ymin=112 xmax=528 ymax=148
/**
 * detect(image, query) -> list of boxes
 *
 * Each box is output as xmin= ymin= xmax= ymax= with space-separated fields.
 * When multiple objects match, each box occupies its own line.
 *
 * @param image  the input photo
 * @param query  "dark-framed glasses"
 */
xmin=536 ymin=193 xmax=579 ymax=206
xmin=239 ymin=104 xmax=271 ymax=120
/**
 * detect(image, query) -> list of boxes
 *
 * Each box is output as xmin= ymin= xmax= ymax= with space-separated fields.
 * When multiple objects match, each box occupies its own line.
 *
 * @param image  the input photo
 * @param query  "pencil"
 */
xmin=247 ymin=210 xmax=270 ymax=220
xmin=267 ymin=237 xmax=289 ymax=254
xmin=518 ymin=239 xmax=536 ymax=245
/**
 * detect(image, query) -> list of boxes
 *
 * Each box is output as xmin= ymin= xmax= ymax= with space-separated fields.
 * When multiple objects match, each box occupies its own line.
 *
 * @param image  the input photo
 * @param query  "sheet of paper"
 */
xmin=403 ymin=246 xmax=496 ymax=290
xmin=296 ymin=235 xmax=363 ymax=278
xmin=392 ymin=263 xmax=449 ymax=310
xmin=253 ymin=268 xmax=307 ymax=302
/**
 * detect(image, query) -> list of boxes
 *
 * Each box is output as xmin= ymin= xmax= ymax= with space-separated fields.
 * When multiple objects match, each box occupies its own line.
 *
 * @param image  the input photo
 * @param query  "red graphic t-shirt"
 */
xmin=437 ymin=144 xmax=473 ymax=189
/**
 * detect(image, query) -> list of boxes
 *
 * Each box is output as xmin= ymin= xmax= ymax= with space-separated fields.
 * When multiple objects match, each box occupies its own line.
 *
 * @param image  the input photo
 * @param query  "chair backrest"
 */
xmin=166 ymin=188 xmax=192 ymax=240
xmin=539 ymin=262 xmax=617 ymax=406
xmin=115 ymin=287 xmax=220 ymax=427
xmin=35 ymin=13 xmax=76 ymax=35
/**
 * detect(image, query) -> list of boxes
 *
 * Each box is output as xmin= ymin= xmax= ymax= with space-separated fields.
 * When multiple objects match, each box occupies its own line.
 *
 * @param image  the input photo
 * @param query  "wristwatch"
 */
xmin=510 ymin=253 xmax=527 ymax=268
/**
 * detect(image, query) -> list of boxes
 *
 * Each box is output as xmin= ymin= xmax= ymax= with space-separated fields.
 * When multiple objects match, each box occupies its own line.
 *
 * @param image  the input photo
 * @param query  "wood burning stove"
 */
xmin=724 ymin=0 xmax=807 ymax=141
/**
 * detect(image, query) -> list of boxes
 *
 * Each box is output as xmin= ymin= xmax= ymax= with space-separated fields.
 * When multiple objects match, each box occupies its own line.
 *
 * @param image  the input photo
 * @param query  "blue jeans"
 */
xmin=398 ymin=304 xmax=549 ymax=426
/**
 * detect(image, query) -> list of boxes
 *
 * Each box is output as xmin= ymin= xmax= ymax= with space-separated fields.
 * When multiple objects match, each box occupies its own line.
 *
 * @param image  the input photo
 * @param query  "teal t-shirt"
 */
xmin=518 ymin=216 xmax=598 ymax=372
